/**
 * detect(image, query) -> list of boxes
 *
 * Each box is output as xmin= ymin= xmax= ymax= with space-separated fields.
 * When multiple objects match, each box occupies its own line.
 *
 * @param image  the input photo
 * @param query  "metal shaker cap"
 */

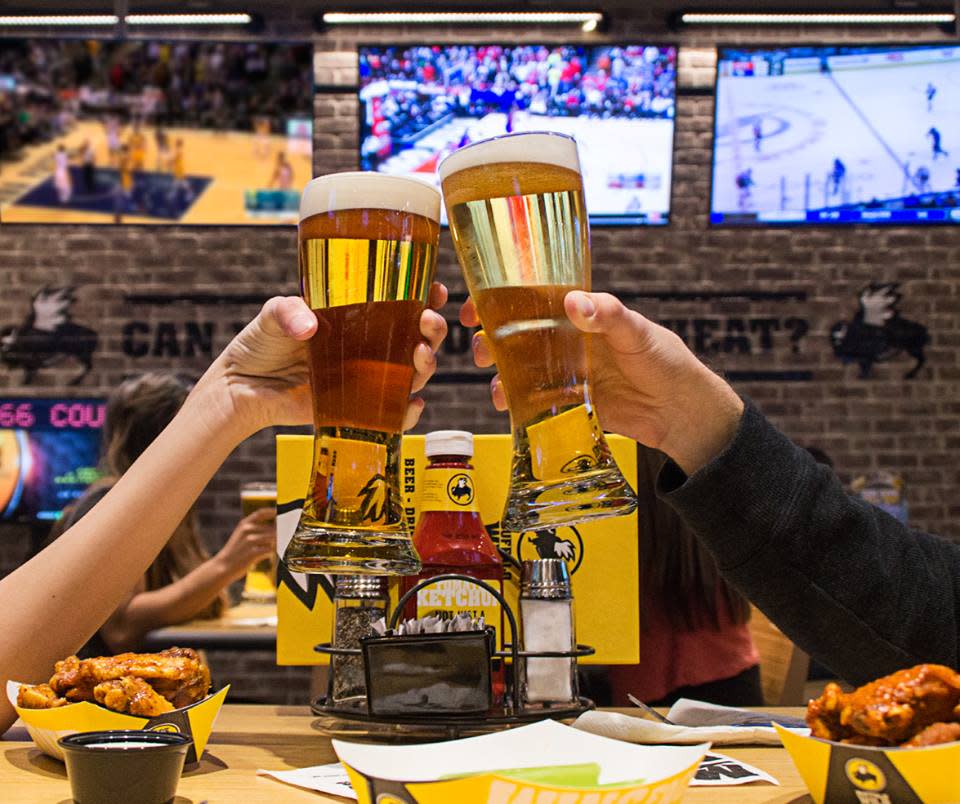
xmin=334 ymin=575 xmax=388 ymax=599
xmin=520 ymin=558 xmax=572 ymax=599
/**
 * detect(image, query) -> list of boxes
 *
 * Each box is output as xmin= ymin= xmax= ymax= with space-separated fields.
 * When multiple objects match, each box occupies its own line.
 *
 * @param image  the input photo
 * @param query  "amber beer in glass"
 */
xmin=240 ymin=482 xmax=277 ymax=601
xmin=283 ymin=173 xmax=440 ymax=575
xmin=440 ymin=132 xmax=637 ymax=531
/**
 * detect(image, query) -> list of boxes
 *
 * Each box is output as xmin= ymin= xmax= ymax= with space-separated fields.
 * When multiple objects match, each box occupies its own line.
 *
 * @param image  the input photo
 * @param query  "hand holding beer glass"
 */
xmin=283 ymin=173 xmax=441 ymax=575
xmin=440 ymin=132 xmax=637 ymax=531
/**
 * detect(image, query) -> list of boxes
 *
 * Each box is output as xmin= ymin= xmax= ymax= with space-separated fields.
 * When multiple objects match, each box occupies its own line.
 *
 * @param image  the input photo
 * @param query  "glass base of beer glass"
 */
xmin=283 ymin=522 xmax=422 ymax=575
xmin=501 ymin=465 xmax=638 ymax=532
xmin=241 ymin=588 xmax=277 ymax=603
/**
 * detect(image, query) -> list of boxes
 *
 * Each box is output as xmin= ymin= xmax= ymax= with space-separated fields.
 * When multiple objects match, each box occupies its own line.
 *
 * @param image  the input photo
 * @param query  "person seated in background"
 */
xmin=464 ymin=290 xmax=959 ymax=688
xmin=600 ymin=444 xmax=761 ymax=707
xmin=46 ymin=372 xmax=275 ymax=655
xmin=0 ymin=285 xmax=449 ymax=734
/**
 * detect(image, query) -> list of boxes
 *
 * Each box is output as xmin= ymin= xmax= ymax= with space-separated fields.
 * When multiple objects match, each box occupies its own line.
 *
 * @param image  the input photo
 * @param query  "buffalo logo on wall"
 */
xmin=517 ymin=526 xmax=585 ymax=575
xmin=0 ymin=287 xmax=98 ymax=385
xmin=830 ymin=283 xmax=929 ymax=379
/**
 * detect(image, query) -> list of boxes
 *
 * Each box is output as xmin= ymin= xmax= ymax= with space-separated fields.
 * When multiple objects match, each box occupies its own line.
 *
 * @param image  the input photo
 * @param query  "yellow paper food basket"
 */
xmin=7 ymin=681 xmax=229 ymax=765
xmin=775 ymin=722 xmax=960 ymax=804
xmin=333 ymin=720 xmax=707 ymax=804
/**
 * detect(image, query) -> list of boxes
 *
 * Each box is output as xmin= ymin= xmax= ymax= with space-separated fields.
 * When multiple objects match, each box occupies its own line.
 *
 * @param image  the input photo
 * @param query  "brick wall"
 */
xmin=1 ymin=8 xmax=958 ymax=702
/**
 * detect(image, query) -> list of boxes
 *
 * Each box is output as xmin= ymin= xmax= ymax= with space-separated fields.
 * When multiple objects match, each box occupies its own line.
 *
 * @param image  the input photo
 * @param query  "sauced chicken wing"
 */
xmin=93 ymin=677 xmax=175 ymax=717
xmin=49 ymin=655 xmax=99 ymax=702
xmin=16 ymin=683 xmax=68 ymax=709
xmin=903 ymin=722 xmax=960 ymax=747
xmin=62 ymin=647 xmax=210 ymax=707
xmin=20 ymin=647 xmax=211 ymax=714
xmin=807 ymin=664 xmax=960 ymax=746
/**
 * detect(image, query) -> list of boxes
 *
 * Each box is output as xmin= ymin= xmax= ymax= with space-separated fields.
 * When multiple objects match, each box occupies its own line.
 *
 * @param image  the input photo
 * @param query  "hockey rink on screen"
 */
xmin=712 ymin=51 xmax=960 ymax=216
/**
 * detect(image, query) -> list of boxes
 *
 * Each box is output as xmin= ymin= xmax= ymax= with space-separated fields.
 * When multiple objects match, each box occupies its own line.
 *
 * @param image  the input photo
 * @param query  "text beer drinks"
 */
xmin=283 ymin=173 xmax=440 ymax=575
xmin=439 ymin=132 xmax=637 ymax=531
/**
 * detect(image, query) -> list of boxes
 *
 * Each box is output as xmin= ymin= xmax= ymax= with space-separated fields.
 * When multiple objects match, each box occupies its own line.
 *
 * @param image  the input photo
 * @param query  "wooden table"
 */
xmin=142 ymin=601 xmax=277 ymax=651
xmin=1 ymin=705 xmax=814 ymax=803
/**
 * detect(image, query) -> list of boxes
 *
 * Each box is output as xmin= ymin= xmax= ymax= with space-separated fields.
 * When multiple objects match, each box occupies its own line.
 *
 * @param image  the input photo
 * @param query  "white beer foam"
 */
xmin=300 ymin=172 xmax=440 ymax=222
xmin=438 ymin=132 xmax=580 ymax=181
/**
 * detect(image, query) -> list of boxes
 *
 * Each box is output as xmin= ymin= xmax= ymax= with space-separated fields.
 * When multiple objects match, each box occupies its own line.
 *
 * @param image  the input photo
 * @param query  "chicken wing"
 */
xmin=25 ymin=647 xmax=211 ymax=713
xmin=17 ymin=683 xmax=68 ymax=709
xmin=93 ymin=677 xmax=174 ymax=717
xmin=48 ymin=655 xmax=98 ymax=702
xmin=903 ymin=722 xmax=960 ymax=747
xmin=80 ymin=647 xmax=210 ymax=707
xmin=807 ymin=664 xmax=960 ymax=746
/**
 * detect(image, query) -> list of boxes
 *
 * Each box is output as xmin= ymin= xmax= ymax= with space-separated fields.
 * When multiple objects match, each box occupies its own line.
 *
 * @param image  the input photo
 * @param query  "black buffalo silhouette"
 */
xmin=1 ymin=288 xmax=98 ymax=385
xmin=852 ymin=765 xmax=878 ymax=785
xmin=531 ymin=529 xmax=577 ymax=561
xmin=830 ymin=283 xmax=928 ymax=379
xmin=450 ymin=477 xmax=472 ymax=501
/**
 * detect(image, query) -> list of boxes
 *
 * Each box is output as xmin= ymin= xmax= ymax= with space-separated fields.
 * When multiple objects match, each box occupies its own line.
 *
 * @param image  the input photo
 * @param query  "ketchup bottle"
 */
xmin=403 ymin=431 xmax=504 ymax=642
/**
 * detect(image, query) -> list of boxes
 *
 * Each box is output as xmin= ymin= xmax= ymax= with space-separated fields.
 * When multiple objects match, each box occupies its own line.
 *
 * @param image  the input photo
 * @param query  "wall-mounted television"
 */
xmin=0 ymin=39 xmax=313 ymax=225
xmin=0 ymin=398 xmax=104 ymax=523
xmin=711 ymin=43 xmax=960 ymax=226
xmin=358 ymin=44 xmax=677 ymax=225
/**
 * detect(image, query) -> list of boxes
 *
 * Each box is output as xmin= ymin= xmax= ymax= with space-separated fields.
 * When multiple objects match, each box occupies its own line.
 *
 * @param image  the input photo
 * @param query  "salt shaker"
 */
xmin=330 ymin=575 xmax=389 ymax=706
xmin=519 ymin=558 xmax=579 ymax=706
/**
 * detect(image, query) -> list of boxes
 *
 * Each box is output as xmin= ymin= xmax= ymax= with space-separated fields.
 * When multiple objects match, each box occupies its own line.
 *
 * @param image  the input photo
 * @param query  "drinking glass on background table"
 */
xmin=282 ymin=172 xmax=441 ymax=575
xmin=440 ymin=132 xmax=637 ymax=531
xmin=240 ymin=481 xmax=278 ymax=602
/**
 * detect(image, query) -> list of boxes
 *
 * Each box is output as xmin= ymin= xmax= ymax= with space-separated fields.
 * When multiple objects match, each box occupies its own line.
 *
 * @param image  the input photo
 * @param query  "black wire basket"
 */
xmin=312 ymin=573 xmax=595 ymax=740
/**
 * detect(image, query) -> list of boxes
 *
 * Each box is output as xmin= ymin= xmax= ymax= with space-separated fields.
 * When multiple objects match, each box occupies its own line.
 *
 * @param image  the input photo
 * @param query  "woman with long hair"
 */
xmin=603 ymin=445 xmax=762 ymax=706
xmin=48 ymin=371 xmax=275 ymax=655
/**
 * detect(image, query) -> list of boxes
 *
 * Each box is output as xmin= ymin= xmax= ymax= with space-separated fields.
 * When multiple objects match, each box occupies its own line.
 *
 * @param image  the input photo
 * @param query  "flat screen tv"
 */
xmin=0 ymin=39 xmax=313 ymax=225
xmin=711 ymin=43 xmax=960 ymax=226
xmin=0 ymin=398 xmax=104 ymax=522
xmin=358 ymin=44 xmax=677 ymax=225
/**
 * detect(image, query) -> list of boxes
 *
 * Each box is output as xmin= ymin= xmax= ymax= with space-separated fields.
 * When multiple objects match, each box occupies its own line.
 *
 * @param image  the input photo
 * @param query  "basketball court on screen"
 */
xmin=374 ymin=110 xmax=674 ymax=224
xmin=0 ymin=121 xmax=311 ymax=225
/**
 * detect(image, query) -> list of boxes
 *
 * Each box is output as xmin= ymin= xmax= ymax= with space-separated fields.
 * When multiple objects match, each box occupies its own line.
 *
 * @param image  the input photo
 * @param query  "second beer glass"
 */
xmin=440 ymin=132 xmax=637 ymax=531
xmin=283 ymin=173 xmax=440 ymax=575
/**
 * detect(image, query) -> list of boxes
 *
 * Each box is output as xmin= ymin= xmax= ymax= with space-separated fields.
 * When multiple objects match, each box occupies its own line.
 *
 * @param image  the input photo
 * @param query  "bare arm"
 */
xmin=0 ymin=286 xmax=447 ymax=732
xmin=0 ymin=373 xmax=247 ymax=723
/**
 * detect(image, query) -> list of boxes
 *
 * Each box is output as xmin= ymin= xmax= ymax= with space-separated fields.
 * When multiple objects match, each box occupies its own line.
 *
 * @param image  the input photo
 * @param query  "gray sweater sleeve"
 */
xmin=657 ymin=401 xmax=960 ymax=686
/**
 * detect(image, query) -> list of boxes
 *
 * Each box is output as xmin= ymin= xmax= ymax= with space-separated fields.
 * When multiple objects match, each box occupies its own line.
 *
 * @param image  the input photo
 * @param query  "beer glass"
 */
xmin=240 ymin=481 xmax=277 ymax=602
xmin=439 ymin=132 xmax=637 ymax=531
xmin=283 ymin=173 xmax=440 ymax=575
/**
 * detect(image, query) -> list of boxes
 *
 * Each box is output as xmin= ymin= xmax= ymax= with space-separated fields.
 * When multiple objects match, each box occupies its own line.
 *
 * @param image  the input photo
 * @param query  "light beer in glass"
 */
xmin=439 ymin=132 xmax=637 ymax=531
xmin=240 ymin=481 xmax=277 ymax=601
xmin=283 ymin=172 xmax=440 ymax=575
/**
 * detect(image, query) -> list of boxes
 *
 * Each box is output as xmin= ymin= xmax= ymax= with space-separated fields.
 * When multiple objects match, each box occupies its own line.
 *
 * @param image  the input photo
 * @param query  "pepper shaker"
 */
xmin=519 ymin=558 xmax=579 ymax=706
xmin=330 ymin=575 xmax=389 ymax=707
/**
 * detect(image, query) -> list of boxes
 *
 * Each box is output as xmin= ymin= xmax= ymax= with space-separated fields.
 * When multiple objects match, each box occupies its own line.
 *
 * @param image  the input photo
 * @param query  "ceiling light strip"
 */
xmin=679 ymin=12 xmax=956 ymax=24
xmin=0 ymin=15 xmax=119 ymax=26
xmin=125 ymin=13 xmax=253 ymax=25
xmin=322 ymin=11 xmax=604 ymax=25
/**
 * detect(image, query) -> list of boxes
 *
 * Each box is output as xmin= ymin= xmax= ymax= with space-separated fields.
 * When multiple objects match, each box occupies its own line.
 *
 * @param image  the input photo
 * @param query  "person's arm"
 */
xmin=658 ymin=401 xmax=960 ymax=686
xmin=100 ymin=509 xmax=275 ymax=649
xmin=465 ymin=289 xmax=960 ymax=685
xmin=0 ymin=287 xmax=447 ymax=733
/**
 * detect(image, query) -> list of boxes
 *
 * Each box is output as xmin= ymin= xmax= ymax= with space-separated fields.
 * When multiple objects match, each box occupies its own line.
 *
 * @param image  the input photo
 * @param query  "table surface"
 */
xmin=1 ymin=705 xmax=814 ymax=803
xmin=141 ymin=601 xmax=277 ymax=651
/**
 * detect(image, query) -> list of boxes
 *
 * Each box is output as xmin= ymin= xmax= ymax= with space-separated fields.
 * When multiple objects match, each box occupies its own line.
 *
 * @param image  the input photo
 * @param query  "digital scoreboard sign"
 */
xmin=0 ymin=399 xmax=105 ymax=523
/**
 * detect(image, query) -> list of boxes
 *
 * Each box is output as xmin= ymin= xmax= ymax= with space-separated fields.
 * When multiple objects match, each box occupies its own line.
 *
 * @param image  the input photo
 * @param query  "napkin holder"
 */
xmin=313 ymin=574 xmax=595 ymax=731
